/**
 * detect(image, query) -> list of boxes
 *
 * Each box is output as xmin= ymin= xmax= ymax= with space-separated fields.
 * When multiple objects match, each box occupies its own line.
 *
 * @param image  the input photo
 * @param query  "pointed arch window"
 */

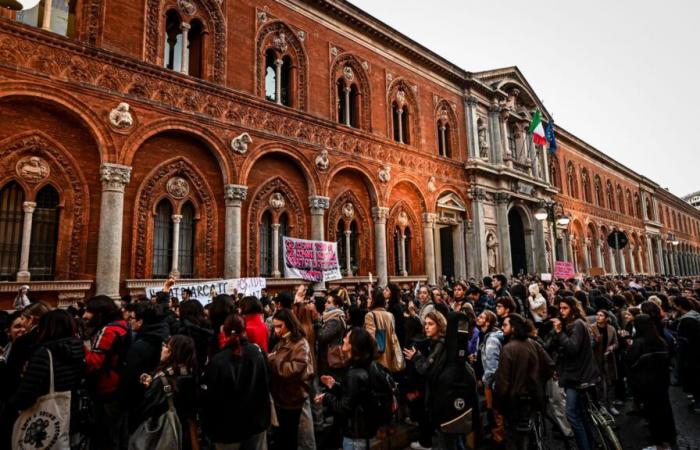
xmin=0 ymin=182 xmax=25 ymax=281
xmin=336 ymin=66 xmax=362 ymax=128
xmin=28 ymin=185 xmax=60 ymax=280
xmin=566 ymin=162 xmax=578 ymax=199
xmin=549 ymin=156 xmax=561 ymax=189
xmin=436 ymin=107 xmax=453 ymax=158
xmin=594 ymin=175 xmax=604 ymax=206
xmin=626 ymin=191 xmax=634 ymax=216
xmin=337 ymin=219 xmax=358 ymax=276
xmin=617 ymin=186 xmax=625 ymax=213
xmin=163 ymin=10 xmax=204 ymax=78
xmin=391 ymin=89 xmax=411 ymax=145
xmin=606 ymin=181 xmax=615 ymax=210
xmin=152 ymin=200 xmax=174 ymax=279
xmin=404 ymin=227 xmax=412 ymax=274
xmin=16 ymin=0 xmax=77 ymax=37
xmin=393 ymin=227 xmax=402 ymax=276
xmin=581 ymin=169 xmax=592 ymax=203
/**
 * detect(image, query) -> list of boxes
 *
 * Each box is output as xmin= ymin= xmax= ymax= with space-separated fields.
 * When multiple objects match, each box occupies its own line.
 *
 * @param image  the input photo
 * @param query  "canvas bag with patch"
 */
xmin=13 ymin=349 xmax=71 ymax=450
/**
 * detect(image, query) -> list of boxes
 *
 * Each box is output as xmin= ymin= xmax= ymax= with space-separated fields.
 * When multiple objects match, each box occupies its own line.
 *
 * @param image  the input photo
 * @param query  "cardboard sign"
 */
xmin=145 ymin=277 xmax=266 ymax=305
xmin=540 ymin=273 xmax=552 ymax=282
xmin=283 ymin=237 xmax=342 ymax=282
xmin=553 ymin=261 xmax=575 ymax=280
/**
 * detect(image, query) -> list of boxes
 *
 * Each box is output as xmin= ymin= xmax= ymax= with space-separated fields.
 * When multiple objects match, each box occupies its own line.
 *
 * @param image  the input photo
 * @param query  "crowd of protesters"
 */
xmin=0 ymin=273 xmax=699 ymax=450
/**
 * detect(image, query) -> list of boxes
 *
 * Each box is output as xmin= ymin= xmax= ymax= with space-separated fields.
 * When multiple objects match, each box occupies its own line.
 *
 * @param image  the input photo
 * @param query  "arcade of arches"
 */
xmin=0 ymin=1 xmax=699 ymax=305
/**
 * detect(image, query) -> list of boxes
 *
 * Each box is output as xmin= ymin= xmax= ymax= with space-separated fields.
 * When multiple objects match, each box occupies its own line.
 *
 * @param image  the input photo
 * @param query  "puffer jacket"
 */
xmin=10 ymin=336 xmax=86 ymax=433
xmin=480 ymin=329 xmax=504 ymax=388
xmin=318 ymin=308 xmax=346 ymax=374
xmin=122 ymin=320 xmax=170 ymax=409
xmin=556 ymin=318 xmax=600 ymax=388
xmin=323 ymin=365 xmax=373 ymax=439
xmin=268 ymin=334 xmax=312 ymax=410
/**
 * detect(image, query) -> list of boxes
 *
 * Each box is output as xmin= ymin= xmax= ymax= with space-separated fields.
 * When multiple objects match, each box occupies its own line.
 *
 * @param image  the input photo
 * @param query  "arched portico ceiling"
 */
xmin=471 ymin=66 xmax=551 ymax=121
xmin=436 ymin=192 xmax=466 ymax=212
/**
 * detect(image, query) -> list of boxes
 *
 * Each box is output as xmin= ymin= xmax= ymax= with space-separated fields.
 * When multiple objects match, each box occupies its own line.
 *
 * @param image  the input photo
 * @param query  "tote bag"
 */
xmin=128 ymin=375 xmax=182 ymax=450
xmin=13 ymin=349 xmax=71 ymax=450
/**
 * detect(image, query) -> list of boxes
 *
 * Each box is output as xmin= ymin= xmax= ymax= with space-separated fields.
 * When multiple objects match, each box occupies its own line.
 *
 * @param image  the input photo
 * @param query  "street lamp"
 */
xmin=0 ymin=0 xmax=41 ymax=10
xmin=536 ymin=200 xmax=569 ymax=264
xmin=668 ymin=232 xmax=679 ymax=246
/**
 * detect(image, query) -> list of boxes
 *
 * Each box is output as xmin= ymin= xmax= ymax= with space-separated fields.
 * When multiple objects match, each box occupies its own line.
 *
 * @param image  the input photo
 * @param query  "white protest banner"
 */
xmin=145 ymin=277 xmax=266 ymax=305
xmin=282 ymin=236 xmax=342 ymax=282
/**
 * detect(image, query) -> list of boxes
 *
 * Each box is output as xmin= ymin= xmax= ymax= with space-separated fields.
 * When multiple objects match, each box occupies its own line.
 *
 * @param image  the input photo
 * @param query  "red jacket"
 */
xmin=244 ymin=314 xmax=269 ymax=353
xmin=85 ymin=320 xmax=130 ymax=398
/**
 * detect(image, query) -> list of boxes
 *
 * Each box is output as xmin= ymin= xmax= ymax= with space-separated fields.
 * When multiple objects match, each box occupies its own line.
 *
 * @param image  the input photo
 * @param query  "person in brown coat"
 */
xmin=495 ymin=314 xmax=554 ymax=450
xmin=269 ymin=308 xmax=313 ymax=450
xmin=591 ymin=310 xmax=619 ymax=415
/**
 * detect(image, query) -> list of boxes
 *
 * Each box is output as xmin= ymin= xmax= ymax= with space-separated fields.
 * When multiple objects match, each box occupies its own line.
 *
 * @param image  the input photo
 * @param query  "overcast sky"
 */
xmin=349 ymin=0 xmax=700 ymax=198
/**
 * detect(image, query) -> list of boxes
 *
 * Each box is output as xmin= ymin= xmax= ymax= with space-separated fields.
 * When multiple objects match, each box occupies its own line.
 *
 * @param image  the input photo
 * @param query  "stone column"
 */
xmin=274 ymin=59 xmax=283 ymax=104
xmin=618 ymin=248 xmax=626 ymax=274
xmin=640 ymin=191 xmax=649 ymax=221
xmin=422 ymin=213 xmax=437 ymax=285
xmin=344 ymin=230 xmax=352 ymax=276
xmin=372 ymin=207 xmax=389 ymax=287
xmin=180 ymin=22 xmax=191 ymax=75
xmin=608 ymin=246 xmax=617 ymax=274
xmin=309 ymin=196 xmax=330 ymax=289
xmin=41 ymin=0 xmax=53 ymax=30
xmin=533 ymin=218 xmax=548 ymax=274
xmin=439 ymin=124 xmax=447 ymax=156
xmin=627 ymin=245 xmax=636 ymax=274
xmin=494 ymin=193 xmax=512 ymax=275
xmin=646 ymin=236 xmax=655 ymax=274
xmin=596 ymin=241 xmax=604 ymax=271
xmin=453 ymin=221 xmax=467 ymax=279
xmin=224 ymin=185 xmax=247 ymax=279
xmin=465 ymin=96 xmax=479 ymax=160
xmin=271 ymin=223 xmax=281 ymax=278
xmin=170 ymin=214 xmax=183 ymax=278
xmin=16 ymin=201 xmax=37 ymax=282
xmin=96 ymin=163 xmax=131 ymax=299
xmin=582 ymin=239 xmax=591 ymax=273
xmin=542 ymin=144 xmax=551 ymax=184
xmin=656 ymin=237 xmax=666 ymax=274
xmin=469 ymin=188 xmax=488 ymax=278
xmin=396 ymin=108 xmax=404 ymax=144
xmin=560 ymin=231 xmax=569 ymax=262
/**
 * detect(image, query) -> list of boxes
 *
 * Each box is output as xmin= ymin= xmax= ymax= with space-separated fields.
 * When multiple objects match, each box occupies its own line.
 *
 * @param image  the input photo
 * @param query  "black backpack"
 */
xmin=363 ymin=361 xmax=398 ymax=430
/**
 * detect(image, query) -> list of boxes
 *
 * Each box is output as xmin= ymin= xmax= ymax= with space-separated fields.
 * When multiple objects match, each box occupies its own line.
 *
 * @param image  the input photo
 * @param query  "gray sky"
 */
xmin=349 ymin=0 xmax=700 ymax=198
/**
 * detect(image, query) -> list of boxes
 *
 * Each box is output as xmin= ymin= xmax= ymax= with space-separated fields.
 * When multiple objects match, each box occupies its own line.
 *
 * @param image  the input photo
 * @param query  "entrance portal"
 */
xmin=439 ymin=226 xmax=454 ymax=279
xmin=508 ymin=209 xmax=527 ymax=275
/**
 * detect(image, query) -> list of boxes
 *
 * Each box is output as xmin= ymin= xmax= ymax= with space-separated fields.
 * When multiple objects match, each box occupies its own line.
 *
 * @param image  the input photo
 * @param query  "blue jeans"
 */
xmin=565 ymin=387 xmax=595 ymax=450
xmin=342 ymin=437 xmax=368 ymax=450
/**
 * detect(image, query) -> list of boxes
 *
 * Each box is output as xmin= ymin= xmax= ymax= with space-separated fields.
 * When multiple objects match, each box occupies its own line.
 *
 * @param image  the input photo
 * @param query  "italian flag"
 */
xmin=528 ymin=109 xmax=547 ymax=146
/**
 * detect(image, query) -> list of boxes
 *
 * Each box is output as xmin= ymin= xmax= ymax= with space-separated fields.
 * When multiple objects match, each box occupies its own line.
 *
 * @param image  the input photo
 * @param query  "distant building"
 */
xmin=683 ymin=192 xmax=700 ymax=209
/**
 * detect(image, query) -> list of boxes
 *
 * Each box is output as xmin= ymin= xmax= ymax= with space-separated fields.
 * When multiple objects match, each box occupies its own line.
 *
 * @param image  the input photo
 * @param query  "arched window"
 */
xmin=606 ymin=181 xmax=615 ymax=210
xmin=594 ymin=175 xmax=604 ymax=206
xmin=0 ymin=182 xmax=25 ymax=281
xmin=336 ymin=220 xmax=358 ymax=276
xmin=507 ymin=124 xmax=517 ymax=157
xmin=265 ymin=49 xmax=277 ymax=102
xmin=178 ymin=202 xmax=196 ymax=278
xmin=581 ymin=169 xmax=592 ymax=203
xmin=635 ymin=193 xmax=642 ymax=219
xmin=626 ymin=191 xmax=634 ymax=216
xmin=164 ymin=10 xmax=183 ymax=72
xmin=152 ymin=200 xmax=173 ymax=279
xmin=16 ymin=0 xmax=77 ymax=37
xmin=617 ymin=185 xmax=625 ymax=213
xmin=28 ymin=185 xmax=60 ymax=280
xmin=336 ymin=67 xmax=361 ymax=128
xmin=259 ymin=211 xmax=273 ymax=276
xmin=391 ymin=101 xmax=411 ymax=144
xmin=437 ymin=122 xmax=451 ymax=157
xmin=566 ymin=162 xmax=578 ymax=198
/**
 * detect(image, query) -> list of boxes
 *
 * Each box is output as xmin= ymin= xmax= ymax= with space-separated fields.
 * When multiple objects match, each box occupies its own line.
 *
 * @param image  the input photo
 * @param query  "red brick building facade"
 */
xmin=0 ymin=0 xmax=697 ymax=305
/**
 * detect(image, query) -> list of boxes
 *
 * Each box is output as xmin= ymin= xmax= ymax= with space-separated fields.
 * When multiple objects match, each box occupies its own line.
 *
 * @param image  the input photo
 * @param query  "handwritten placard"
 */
xmin=283 ymin=237 xmax=342 ymax=282
xmin=553 ymin=261 xmax=575 ymax=280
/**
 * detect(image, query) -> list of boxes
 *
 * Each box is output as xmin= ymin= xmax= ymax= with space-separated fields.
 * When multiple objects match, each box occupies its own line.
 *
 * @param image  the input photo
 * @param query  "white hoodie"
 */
xmin=528 ymin=283 xmax=547 ymax=322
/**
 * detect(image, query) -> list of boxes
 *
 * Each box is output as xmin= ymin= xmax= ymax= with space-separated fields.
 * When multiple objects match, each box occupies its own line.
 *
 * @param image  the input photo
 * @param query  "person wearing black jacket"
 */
xmin=9 ymin=310 xmax=86 ymax=445
xmin=201 ymin=313 xmax=270 ymax=449
xmin=385 ymin=284 xmax=406 ymax=347
xmin=552 ymin=296 xmax=600 ymax=450
xmin=318 ymin=327 xmax=377 ymax=449
xmin=122 ymin=301 xmax=170 ymax=421
xmin=626 ymin=314 xmax=676 ymax=449
xmin=175 ymin=299 xmax=214 ymax=371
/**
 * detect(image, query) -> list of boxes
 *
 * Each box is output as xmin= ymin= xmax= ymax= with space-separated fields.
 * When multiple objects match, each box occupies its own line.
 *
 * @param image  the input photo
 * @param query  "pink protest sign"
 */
xmin=553 ymin=261 xmax=575 ymax=279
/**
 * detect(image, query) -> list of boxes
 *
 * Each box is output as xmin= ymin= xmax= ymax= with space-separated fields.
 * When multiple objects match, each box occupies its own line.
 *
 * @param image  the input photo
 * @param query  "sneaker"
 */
xmin=609 ymin=406 xmax=620 ymax=416
xmin=410 ymin=442 xmax=431 ymax=450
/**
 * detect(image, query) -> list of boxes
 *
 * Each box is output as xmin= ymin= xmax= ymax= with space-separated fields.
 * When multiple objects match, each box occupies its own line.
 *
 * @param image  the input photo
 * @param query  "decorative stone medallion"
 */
xmin=398 ymin=211 xmax=409 ymax=228
xmin=16 ymin=156 xmax=49 ymax=183
xmin=108 ymin=102 xmax=134 ymax=129
xmin=167 ymin=177 xmax=190 ymax=199
xmin=315 ymin=149 xmax=330 ymax=171
xmin=342 ymin=203 xmax=355 ymax=220
xmin=177 ymin=0 xmax=196 ymax=15
xmin=269 ymin=192 xmax=285 ymax=211
xmin=378 ymin=166 xmax=391 ymax=183
xmin=343 ymin=66 xmax=354 ymax=82
xmin=230 ymin=132 xmax=252 ymax=154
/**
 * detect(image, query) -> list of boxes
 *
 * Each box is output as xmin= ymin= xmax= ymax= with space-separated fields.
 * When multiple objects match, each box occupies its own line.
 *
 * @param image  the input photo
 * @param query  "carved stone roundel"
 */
xmin=342 ymin=203 xmax=355 ymax=220
xmin=167 ymin=177 xmax=190 ymax=199
xmin=398 ymin=211 xmax=409 ymax=228
xmin=269 ymin=192 xmax=285 ymax=211
xmin=16 ymin=156 xmax=50 ymax=183
xmin=343 ymin=66 xmax=354 ymax=81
